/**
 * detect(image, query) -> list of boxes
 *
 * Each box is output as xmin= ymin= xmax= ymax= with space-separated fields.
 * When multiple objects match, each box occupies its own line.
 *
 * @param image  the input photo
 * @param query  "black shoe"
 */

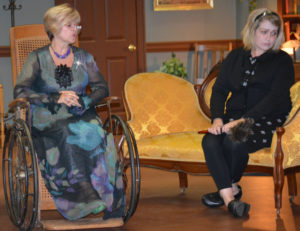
xmin=227 ymin=199 xmax=250 ymax=217
xmin=201 ymin=185 xmax=242 ymax=208
xmin=234 ymin=185 xmax=242 ymax=200
xmin=202 ymin=191 xmax=224 ymax=207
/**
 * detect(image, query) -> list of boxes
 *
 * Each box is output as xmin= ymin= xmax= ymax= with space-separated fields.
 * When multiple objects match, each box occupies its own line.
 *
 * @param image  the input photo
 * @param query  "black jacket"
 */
xmin=210 ymin=47 xmax=294 ymax=122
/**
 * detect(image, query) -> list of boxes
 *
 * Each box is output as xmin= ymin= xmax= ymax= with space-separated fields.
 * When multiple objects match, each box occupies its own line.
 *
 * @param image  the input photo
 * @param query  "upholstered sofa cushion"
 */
xmin=135 ymin=131 xmax=274 ymax=167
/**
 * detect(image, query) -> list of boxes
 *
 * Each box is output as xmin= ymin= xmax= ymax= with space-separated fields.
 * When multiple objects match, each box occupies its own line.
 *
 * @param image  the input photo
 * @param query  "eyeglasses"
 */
xmin=65 ymin=23 xmax=82 ymax=31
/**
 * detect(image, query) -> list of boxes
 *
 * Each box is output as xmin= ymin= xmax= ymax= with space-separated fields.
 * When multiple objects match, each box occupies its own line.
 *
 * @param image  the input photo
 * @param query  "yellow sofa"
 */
xmin=123 ymin=69 xmax=300 ymax=214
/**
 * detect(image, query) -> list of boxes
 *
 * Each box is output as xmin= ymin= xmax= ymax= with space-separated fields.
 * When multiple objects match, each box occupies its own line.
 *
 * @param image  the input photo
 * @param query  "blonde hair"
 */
xmin=43 ymin=3 xmax=80 ymax=41
xmin=241 ymin=8 xmax=284 ymax=51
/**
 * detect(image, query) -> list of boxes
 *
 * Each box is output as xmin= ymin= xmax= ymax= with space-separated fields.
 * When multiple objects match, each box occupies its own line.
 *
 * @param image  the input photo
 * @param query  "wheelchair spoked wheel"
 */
xmin=124 ymin=121 xmax=141 ymax=218
xmin=103 ymin=115 xmax=140 ymax=224
xmin=2 ymin=119 xmax=38 ymax=231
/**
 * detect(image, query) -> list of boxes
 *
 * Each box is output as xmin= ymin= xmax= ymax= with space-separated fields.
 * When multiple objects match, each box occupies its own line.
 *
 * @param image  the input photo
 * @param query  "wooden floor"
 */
xmin=1 ymin=167 xmax=300 ymax=231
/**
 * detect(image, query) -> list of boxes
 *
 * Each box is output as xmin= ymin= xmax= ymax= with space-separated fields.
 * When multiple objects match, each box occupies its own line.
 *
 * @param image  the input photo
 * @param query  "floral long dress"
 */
xmin=14 ymin=45 xmax=124 ymax=220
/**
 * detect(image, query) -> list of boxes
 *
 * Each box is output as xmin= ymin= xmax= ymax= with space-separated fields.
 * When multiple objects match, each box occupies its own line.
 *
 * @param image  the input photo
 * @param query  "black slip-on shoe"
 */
xmin=201 ymin=185 xmax=242 ymax=208
xmin=234 ymin=185 xmax=242 ymax=200
xmin=227 ymin=199 xmax=250 ymax=218
xmin=202 ymin=191 xmax=224 ymax=207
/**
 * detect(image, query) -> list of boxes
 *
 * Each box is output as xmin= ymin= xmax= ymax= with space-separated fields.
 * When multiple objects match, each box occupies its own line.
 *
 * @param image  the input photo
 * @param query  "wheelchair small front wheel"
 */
xmin=2 ymin=119 xmax=38 ymax=231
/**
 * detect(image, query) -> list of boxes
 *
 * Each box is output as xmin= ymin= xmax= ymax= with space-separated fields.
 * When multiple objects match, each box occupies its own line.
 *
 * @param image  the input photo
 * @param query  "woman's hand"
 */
xmin=58 ymin=90 xmax=81 ymax=107
xmin=208 ymin=118 xmax=224 ymax=135
xmin=222 ymin=118 xmax=245 ymax=134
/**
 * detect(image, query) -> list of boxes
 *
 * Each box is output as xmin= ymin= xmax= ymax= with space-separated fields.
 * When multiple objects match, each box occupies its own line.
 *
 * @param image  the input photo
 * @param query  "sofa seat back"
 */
xmin=124 ymin=72 xmax=211 ymax=140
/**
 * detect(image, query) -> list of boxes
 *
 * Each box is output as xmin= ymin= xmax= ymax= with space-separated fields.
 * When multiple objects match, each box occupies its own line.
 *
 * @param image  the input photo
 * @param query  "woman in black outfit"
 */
xmin=201 ymin=8 xmax=294 ymax=218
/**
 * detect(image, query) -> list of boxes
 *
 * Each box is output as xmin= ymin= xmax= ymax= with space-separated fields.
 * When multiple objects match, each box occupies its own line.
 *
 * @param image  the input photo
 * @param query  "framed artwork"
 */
xmin=153 ymin=0 xmax=214 ymax=11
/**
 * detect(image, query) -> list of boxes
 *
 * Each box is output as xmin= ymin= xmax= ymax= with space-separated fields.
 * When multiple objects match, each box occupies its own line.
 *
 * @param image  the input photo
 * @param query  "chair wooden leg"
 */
xmin=287 ymin=168 xmax=297 ymax=203
xmin=273 ymin=127 xmax=285 ymax=215
xmin=178 ymin=172 xmax=188 ymax=193
xmin=273 ymin=170 xmax=284 ymax=215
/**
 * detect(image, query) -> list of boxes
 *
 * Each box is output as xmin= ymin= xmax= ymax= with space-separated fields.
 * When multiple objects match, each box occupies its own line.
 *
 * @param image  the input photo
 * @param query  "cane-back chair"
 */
xmin=123 ymin=67 xmax=300 ymax=215
xmin=3 ymin=24 xmax=140 ymax=231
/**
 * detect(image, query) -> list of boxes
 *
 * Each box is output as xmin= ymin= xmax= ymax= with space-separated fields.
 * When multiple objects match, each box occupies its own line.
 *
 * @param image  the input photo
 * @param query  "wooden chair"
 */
xmin=0 ymin=84 xmax=4 ymax=149
xmin=123 ymin=68 xmax=300 ymax=214
xmin=194 ymin=42 xmax=232 ymax=84
xmin=5 ymin=24 xmax=139 ymax=230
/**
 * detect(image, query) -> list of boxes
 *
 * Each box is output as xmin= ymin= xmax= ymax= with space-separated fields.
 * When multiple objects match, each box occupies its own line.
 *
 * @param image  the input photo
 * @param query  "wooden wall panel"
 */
xmin=106 ymin=57 xmax=127 ymax=96
xmin=146 ymin=40 xmax=242 ymax=53
xmin=105 ymin=0 xmax=126 ymax=40
xmin=76 ymin=0 xmax=95 ymax=41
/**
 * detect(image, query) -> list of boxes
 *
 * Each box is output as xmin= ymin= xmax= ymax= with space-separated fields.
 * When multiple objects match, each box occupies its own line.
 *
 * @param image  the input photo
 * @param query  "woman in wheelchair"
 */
xmin=13 ymin=4 xmax=124 ymax=221
xmin=201 ymin=8 xmax=294 ymax=217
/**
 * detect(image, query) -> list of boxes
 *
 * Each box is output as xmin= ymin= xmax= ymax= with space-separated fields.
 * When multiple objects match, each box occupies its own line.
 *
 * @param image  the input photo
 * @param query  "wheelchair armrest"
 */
xmin=95 ymin=96 xmax=120 ymax=120
xmin=8 ymin=98 xmax=29 ymax=111
xmin=95 ymin=96 xmax=120 ymax=108
xmin=95 ymin=96 xmax=120 ymax=132
xmin=7 ymin=98 xmax=30 ymax=121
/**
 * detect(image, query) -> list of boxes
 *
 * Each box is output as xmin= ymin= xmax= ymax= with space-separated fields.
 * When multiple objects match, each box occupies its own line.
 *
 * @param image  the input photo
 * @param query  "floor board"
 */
xmin=1 ymin=167 xmax=300 ymax=231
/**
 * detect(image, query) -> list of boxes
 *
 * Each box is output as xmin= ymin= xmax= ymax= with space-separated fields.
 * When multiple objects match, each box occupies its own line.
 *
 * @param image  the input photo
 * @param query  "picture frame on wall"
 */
xmin=153 ymin=0 xmax=214 ymax=11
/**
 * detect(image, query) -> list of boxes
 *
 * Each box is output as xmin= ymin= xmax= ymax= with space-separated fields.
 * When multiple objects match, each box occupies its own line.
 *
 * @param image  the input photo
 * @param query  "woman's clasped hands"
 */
xmin=58 ymin=90 xmax=81 ymax=107
xmin=208 ymin=118 xmax=245 ymax=135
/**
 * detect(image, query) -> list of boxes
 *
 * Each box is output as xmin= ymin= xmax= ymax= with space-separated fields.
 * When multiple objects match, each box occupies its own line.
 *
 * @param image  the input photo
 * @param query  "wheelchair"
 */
xmin=2 ymin=97 xmax=140 ymax=231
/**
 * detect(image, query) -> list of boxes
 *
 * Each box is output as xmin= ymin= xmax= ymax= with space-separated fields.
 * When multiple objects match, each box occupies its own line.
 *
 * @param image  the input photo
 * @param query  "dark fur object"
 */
xmin=228 ymin=118 xmax=254 ymax=143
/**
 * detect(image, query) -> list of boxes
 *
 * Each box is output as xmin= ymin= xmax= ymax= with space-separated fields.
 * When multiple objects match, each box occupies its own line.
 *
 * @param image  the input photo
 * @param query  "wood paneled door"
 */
xmin=55 ymin=0 xmax=146 ymax=118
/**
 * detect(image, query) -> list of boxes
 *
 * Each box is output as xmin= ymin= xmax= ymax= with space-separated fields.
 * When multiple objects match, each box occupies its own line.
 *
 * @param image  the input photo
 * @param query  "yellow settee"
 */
xmin=123 ymin=68 xmax=300 ymax=214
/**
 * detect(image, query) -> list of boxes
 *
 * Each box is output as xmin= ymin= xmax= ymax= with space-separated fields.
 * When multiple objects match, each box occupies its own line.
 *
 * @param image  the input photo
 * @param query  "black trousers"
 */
xmin=202 ymin=133 xmax=249 ymax=190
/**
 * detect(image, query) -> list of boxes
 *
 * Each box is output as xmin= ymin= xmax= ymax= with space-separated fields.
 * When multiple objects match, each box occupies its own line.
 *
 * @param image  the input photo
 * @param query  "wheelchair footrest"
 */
xmin=40 ymin=217 xmax=124 ymax=230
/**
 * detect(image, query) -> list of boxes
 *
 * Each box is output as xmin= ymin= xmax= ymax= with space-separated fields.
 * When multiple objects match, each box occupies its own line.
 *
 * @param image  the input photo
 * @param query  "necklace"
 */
xmin=51 ymin=46 xmax=71 ymax=59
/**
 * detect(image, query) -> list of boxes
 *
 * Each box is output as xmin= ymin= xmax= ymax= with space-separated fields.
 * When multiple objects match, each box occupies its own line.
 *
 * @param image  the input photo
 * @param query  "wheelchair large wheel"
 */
xmin=2 ymin=119 xmax=38 ymax=231
xmin=103 ymin=115 xmax=140 ymax=224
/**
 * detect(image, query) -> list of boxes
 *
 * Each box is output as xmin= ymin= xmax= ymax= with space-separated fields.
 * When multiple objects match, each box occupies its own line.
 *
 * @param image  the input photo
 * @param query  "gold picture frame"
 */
xmin=154 ymin=0 xmax=214 ymax=11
